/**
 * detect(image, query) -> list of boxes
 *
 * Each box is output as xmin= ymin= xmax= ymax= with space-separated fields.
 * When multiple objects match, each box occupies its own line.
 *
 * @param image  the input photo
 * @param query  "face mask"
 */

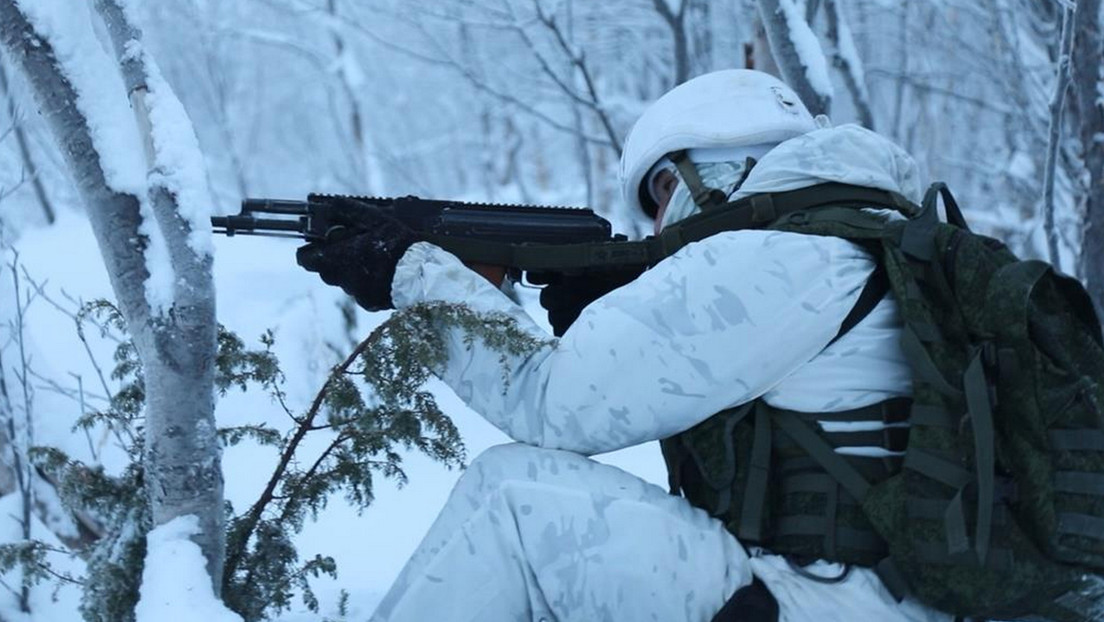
xmin=659 ymin=160 xmax=753 ymax=232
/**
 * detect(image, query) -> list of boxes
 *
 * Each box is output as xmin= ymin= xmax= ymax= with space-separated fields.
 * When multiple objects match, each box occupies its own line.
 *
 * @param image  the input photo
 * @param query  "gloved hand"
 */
xmin=296 ymin=199 xmax=418 ymax=312
xmin=538 ymin=266 xmax=644 ymax=336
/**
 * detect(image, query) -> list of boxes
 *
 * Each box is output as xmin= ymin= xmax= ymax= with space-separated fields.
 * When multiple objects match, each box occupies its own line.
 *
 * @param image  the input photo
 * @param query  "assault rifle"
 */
xmin=211 ymin=194 xmax=652 ymax=283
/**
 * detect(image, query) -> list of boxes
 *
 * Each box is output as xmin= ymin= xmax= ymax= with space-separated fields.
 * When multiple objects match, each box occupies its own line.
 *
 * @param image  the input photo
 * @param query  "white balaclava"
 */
xmin=658 ymin=144 xmax=775 ymax=231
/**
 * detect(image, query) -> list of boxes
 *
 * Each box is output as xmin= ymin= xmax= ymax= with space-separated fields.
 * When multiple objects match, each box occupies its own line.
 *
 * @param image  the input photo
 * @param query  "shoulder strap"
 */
xmin=648 ymin=183 xmax=919 ymax=263
xmin=829 ymin=264 xmax=889 ymax=346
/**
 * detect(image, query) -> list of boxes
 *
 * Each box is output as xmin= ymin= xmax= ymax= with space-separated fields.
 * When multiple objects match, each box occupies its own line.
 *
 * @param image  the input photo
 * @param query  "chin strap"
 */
xmin=669 ymin=150 xmax=729 ymax=211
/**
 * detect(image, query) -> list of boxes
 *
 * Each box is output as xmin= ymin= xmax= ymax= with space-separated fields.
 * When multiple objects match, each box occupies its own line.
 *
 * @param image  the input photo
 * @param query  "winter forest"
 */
xmin=0 ymin=0 xmax=1101 ymax=620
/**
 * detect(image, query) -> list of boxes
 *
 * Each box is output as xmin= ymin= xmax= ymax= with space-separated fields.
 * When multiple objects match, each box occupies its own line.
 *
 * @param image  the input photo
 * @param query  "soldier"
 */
xmin=299 ymin=69 xmax=949 ymax=622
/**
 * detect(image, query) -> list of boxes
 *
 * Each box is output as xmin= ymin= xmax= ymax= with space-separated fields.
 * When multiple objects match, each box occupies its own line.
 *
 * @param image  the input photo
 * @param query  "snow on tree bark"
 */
xmin=1072 ymin=0 xmax=1104 ymax=317
xmin=92 ymin=0 xmax=224 ymax=592
xmin=0 ymin=0 xmax=225 ymax=595
xmin=756 ymin=0 xmax=832 ymax=116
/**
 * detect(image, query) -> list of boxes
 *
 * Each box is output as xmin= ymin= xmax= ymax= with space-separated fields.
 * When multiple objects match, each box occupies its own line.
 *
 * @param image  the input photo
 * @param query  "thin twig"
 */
xmin=222 ymin=332 xmax=376 ymax=586
xmin=530 ymin=1 xmax=622 ymax=156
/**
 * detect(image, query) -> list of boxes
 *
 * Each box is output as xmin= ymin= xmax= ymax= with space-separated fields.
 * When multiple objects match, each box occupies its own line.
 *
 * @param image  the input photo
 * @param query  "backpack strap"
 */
xmin=829 ymin=265 xmax=889 ymax=347
xmin=649 ymin=183 xmax=919 ymax=263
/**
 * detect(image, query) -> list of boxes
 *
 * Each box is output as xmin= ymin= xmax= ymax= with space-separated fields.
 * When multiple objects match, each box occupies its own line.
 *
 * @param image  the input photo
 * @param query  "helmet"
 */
xmin=619 ymin=69 xmax=818 ymax=218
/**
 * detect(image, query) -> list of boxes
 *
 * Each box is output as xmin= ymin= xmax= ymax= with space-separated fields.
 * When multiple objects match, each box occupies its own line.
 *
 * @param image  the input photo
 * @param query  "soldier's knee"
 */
xmin=468 ymin=442 xmax=544 ymax=472
xmin=462 ymin=442 xmax=576 ymax=494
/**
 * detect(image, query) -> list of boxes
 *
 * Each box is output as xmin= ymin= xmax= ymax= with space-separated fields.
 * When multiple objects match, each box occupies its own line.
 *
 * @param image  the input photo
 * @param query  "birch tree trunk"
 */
xmin=1072 ymin=0 xmax=1104 ymax=316
xmin=756 ymin=0 xmax=832 ymax=116
xmin=0 ymin=0 xmax=224 ymax=593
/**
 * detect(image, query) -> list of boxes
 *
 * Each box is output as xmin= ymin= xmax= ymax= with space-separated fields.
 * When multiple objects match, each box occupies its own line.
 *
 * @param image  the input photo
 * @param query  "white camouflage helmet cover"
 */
xmin=619 ymin=69 xmax=819 ymax=217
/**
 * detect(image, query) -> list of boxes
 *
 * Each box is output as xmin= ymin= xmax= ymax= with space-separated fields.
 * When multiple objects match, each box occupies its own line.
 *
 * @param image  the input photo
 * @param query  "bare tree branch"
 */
xmin=404 ymin=13 xmax=615 ymax=150
xmin=1042 ymin=4 xmax=1075 ymax=270
xmin=652 ymin=0 xmax=690 ymax=85
xmin=823 ymin=0 xmax=874 ymax=129
xmin=1071 ymin=0 xmax=1104 ymax=314
xmin=757 ymin=0 xmax=832 ymax=115
xmin=529 ymin=1 xmax=622 ymax=157
xmin=0 ymin=60 xmax=54 ymax=224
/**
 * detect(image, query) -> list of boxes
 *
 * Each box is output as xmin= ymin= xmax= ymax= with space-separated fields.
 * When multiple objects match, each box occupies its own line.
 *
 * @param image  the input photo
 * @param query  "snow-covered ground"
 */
xmin=0 ymin=207 xmax=666 ymax=620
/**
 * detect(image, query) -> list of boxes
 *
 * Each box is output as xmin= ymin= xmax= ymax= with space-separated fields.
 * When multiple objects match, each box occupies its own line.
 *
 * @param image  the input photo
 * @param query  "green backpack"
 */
xmin=658 ymin=181 xmax=1104 ymax=621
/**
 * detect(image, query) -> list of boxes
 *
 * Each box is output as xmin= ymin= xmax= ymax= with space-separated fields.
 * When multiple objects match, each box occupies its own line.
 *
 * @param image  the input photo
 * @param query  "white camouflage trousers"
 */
xmin=369 ymin=443 xmax=951 ymax=622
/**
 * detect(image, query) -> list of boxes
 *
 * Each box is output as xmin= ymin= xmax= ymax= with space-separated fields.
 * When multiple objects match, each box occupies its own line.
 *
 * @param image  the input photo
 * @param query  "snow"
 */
xmin=13 ymin=0 xmax=146 ymax=197
xmin=14 ymin=1 xmax=181 ymax=314
xmin=137 ymin=197 xmax=175 ymax=313
xmin=1007 ymin=150 xmax=1037 ymax=180
xmin=128 ymin=35 xmax=217 ymax=258
xmin=777 ymin=0 xmax=834 ymax=103
xmin=2 ymin=204 xmax=669 ymax=619
xmin=1 ymin=1 xmax=1081 ymax=619
xmin=135 ymin=515 xmax=243 ymax=622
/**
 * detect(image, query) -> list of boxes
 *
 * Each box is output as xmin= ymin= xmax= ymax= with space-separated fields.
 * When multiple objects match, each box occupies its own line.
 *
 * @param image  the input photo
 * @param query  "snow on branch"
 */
xmin=757 ymin=0 xmax=833 ymax=116
xmin=0 ymin=0 xmax=152 ymax=322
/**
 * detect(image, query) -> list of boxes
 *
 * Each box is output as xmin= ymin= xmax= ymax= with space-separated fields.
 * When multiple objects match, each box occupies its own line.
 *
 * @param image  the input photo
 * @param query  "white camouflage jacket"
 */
xmin=391 ymin=124 xmax=923 ymax=455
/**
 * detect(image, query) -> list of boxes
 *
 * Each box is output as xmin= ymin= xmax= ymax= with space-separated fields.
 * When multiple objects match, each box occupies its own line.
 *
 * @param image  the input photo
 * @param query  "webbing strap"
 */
xmin=875 ymin=557 xmax=911 ymax=601
xmin=922 ymin=182 xmax=970 ymax=231
xmin=914 ymin=543 xmax=1014 ymax=570
xmin=944 ymin=489 xmax=970 ymax=555
xmin=780 ymin=455 xmax=897 ymax=481
xmin=738 ymin=402 xmax=773 ymax=542
xmin=1050 ymin=430 xmax=1104 ymax=452
xmin=1058 ymin=513 xmax=1104 ymax=541
xmin=669 ymin=150 xmax=728 ymax=211
xmin=1054 ymin=471 xmax=1104 ymax=496
xmin=774 ymin=516 xmax=884 ymax=552
xmin=773 ymin=408 xmax=871 ymax=501
xmin=964 ymin=350 xmax=996 ymax=564
xmin=820 ymin=430 xmax=892 ymax=448
xmin=904 ymin=449 xmax=972 ymax=489
xmin=825 ymin=482 xmax=840 ymax=557
xmin=908 ymin=498 xmax=1008 ymax=526
xmin=714 ymin=408 xmax=750 ymax=515
xmin=828 ymin=266 xmax=889 ymax=347
xmin=909 ymin=404 xmax=957 ymax=428
xmin=645 ymin=183 xmax=916 ymax=264
xmin=900 ymin=326 xmax=963 ymax=398
xmin=782 ymin=472 xmax=855 ymax=499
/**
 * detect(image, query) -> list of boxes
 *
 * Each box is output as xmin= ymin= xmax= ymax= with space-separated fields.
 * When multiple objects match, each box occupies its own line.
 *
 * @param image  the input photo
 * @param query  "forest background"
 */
xmin=0 ymin=0 xmax=1101 ymax=620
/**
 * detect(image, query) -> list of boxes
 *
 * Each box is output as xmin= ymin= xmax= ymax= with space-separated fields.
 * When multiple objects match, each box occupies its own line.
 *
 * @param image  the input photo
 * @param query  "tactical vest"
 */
xmin=645 ymin=172 xmax=1104 ymax=622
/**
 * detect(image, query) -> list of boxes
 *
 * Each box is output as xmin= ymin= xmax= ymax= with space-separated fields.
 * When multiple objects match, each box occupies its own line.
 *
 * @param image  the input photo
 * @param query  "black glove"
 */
xmin=538 ymin=266 xmax=644 ymax=336
xmin=296 ymin=199 xmax=418 ymax=312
